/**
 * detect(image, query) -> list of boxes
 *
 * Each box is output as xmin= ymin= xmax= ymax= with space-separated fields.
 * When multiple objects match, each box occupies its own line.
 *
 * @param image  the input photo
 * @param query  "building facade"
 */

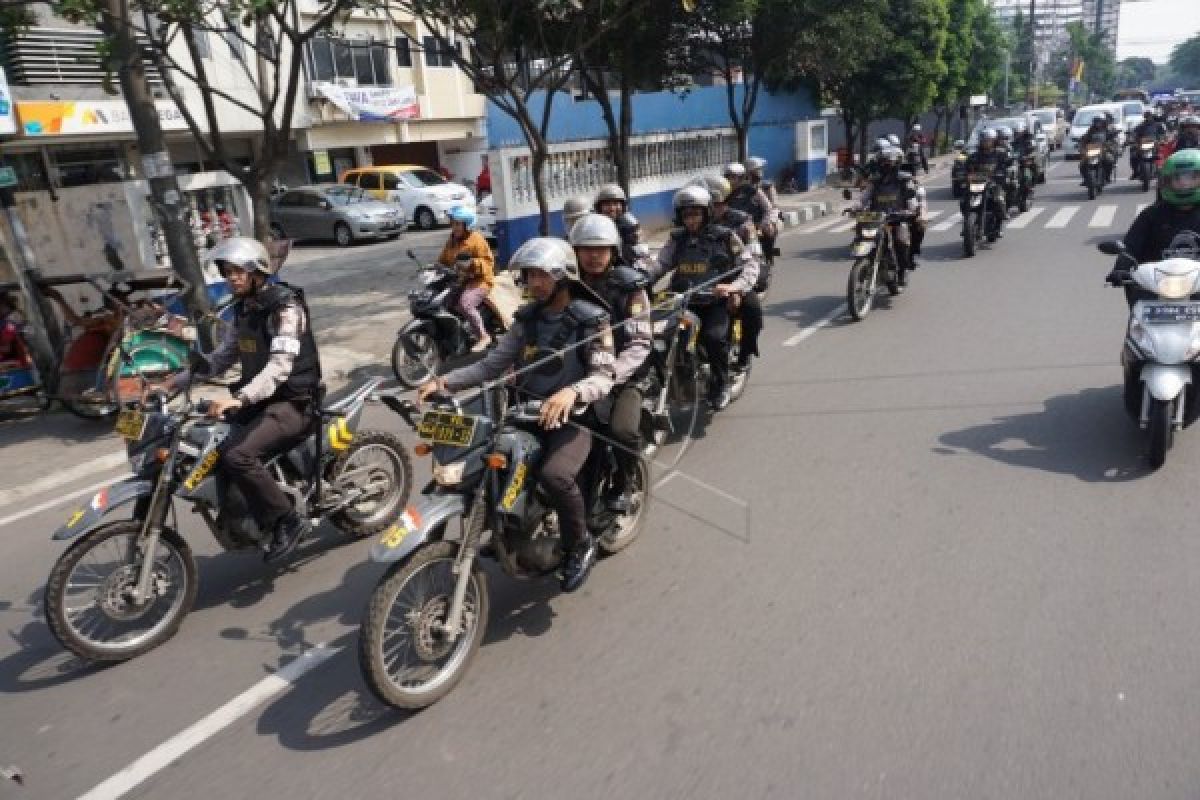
xmin=1082 ymin=0 xmax=1121 ymax=52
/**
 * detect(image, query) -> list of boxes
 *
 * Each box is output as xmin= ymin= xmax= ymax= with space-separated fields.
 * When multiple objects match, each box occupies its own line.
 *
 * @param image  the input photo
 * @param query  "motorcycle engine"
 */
xmin=215 ymin=477 xmax=267 ymax=549
xmin=512 ymin=509 xmax=562 ymax=573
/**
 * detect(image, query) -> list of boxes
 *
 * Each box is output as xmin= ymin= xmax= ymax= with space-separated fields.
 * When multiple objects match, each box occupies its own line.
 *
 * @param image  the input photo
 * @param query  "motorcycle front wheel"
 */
xmin=329 ymin=431 xmax=414 ymax=536
xmin=391 ymin=332 xmax=438 ymax=389
xmin=847 ymin=257 xmax=876 ymax=321
xmin=1148 ymin=397 xmax=1174 ymax=469
xmin=45 ymin=521 xmax=196 ymax=662
xmin=962 ymin=213 xmax=976 ymax=257
xmin=359 ymin=541 xmax=489 ymax=710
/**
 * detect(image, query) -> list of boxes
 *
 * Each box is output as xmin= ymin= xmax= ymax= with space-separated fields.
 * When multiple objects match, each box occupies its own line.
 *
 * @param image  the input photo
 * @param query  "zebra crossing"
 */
xmin=796 ymin=202 xmax=1144 ymax=238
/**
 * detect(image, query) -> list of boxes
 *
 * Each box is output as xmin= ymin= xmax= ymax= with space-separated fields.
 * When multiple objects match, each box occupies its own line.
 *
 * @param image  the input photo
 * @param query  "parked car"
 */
xmin=269 ymin=184 xmax=406 ymax=247
xmin=1031 ymin=107 xmax=1068 ymax=149
xmin=1065 ymin=103 xmax=1127 ymax=158
xmin=476 ymin=192 xmax=499 ymax=250
xmin=340 ymin=165 xmax=476 ymax=231
xmin=966 ymin=114 xmax=1049 ymax=180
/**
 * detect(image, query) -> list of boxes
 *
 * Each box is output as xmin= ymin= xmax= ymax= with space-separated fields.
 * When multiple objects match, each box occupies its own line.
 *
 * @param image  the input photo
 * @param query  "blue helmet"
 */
xmin=448 ymin=206 xmax=476 ymax=228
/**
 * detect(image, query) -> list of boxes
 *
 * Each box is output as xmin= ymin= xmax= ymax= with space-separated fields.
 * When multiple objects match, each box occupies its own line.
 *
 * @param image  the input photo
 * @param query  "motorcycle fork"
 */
xmin=438 ymin=486 xmax=487 ymax=638
xmin=131 ymin=443 xmax=181 ymax=604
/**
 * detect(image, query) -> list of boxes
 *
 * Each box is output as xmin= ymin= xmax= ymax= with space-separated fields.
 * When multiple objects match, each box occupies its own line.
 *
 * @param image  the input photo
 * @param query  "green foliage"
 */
xmin=1117 ymin=56 xmax=1157 ymax=88
xmin=1169 ymin=35 xmax=1200 ymax=84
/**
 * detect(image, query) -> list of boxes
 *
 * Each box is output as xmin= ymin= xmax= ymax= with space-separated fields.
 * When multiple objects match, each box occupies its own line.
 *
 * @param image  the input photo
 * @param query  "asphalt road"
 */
xmin=5 ymin=156 xmax=1200 ymax=800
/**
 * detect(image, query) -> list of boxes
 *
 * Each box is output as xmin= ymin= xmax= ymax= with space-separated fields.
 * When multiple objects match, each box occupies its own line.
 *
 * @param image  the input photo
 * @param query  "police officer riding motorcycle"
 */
xmin=856 ymin=148 xmax=919 ymax=283
xmin=594 ymin=183 xmax=646 ymax=265
xmin=417 ymin=238 xmax=616 ymax=592
xmin=698 ymin=174 xmax=765 ymax=369
xmin=1131 ymin=111 xmax=1168 ymax=180
xmin=645 ymin=185 xmax=758 ymax=411
xmin=569 ymin=213 xmax=653 ymax=512
xmin=725 ymin=162 xmax=776 ymax=292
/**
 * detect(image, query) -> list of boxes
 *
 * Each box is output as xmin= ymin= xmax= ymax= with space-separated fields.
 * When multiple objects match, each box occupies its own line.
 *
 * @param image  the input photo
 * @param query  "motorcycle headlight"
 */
xmin=432 ymin=460 xmax=466 ymax=486
xmin=1154 ymin=268 xmax=1199 ymax=300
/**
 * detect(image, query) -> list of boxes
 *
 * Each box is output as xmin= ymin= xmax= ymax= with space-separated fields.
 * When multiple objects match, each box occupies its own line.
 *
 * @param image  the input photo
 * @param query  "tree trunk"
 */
xmin=617 ymin=69 xmax=634 ymax=196
xmin=249 ymin=168 xmax=274 ymax=241
xmin=531 ymin=145 xmax=551 ymax=236
xmin=101 ymin=0 xmax=211 ymax=344
xmin=736 ymin=124 xmax=749 ymax=163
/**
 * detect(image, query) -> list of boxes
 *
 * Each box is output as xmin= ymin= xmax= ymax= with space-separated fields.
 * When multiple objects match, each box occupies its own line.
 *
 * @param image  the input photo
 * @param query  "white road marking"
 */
xmin=783 ymin=303 xmax=846 ymax=347
xmin=922 ymin=209 xmax=945 ymax=222
xmin=828 ymin=218 xmax=857 ymax=234
xmin=78 ymin=644 xmax=341 ymax=800
xmin=1046 ymin=206 xmax=1079 ymax=228
xmin=0 ymin=475 xmax=131 ymax=529
xmin=1089 ymin=205 xmax=1118 ymax=228
xmin=1007 ymin=207 xmax=1046 ymax=229
xmin=932 ymin=213 xmax=962 ymax=232
xmin=802 ymin=216 xmax=849 ymax=233
xmin=0 ymin=451 xmax=127 ymax=509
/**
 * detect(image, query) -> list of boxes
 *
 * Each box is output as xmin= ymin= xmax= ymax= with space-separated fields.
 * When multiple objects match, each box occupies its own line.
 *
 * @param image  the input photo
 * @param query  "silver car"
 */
xmin=270 ymin=184 xmax=406 ymax=247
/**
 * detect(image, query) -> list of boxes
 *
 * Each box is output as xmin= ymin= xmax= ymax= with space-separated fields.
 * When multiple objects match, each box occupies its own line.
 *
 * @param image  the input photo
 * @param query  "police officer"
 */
xmin=170 ymin=237 xmax=320 ymax=563
xmin=569 ymin=213 xmax=652 ymax=511
xmin=1160 ymin=114 xmax=1200 ymax=162
xmin=856 ymin=148 xmax=920 ymax=284
xmin=700 ymin=174 xmax=764 ymax=369
xmin=965 ymin=129 xmax=1012 ymax=228
xmin=1111 ymin=150 xmax=1200 ymax=307
xmin=419 ymin=238 xmax=616 ymax=592
xmin=907 ymin=124 xmax=929 ymax=174
xmin=1131 ymin=111 xmax=1168 ymax=178
xmin=561 ymin=195 xmax=591 ymax=239
xmin=645 ymin=185 xmax=757 ymax=411
xmin=725 ymin=162 xmax=776 ymax=292
xmin=593 ymin=183 xmax=645 ymax=265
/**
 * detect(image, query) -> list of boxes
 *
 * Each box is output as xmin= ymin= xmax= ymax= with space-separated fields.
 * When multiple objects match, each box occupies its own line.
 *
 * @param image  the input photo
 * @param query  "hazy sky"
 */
xmin=1117 ymin=0 xmax=1200 ymax=63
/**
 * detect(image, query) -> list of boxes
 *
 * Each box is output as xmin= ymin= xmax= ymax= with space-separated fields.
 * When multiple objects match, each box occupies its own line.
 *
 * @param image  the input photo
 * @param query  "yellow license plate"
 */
xmin=417 ymin=411 xmax=477 ymax=447
xmin=115 ymin=409 xmax=146 ymax=440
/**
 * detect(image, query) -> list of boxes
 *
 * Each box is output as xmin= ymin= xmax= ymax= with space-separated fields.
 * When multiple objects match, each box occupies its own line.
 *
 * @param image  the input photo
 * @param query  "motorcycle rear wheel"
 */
xmin=598 ymin=458 xmax=650 ymax=555
xmin=391 ymin=332 xmax=438 ymax=389
xmin=359 ymin=541 xmax=489 ymax=710
xmin=45 ymin=521 xmax=196 ymax=662
xmin=847 ymin=258 xmax=876 ymax=321
xmin=1148 ymin=397 xmax=1174 ymax=469
xmin=329 ymin=431 xmax=414 ymax=536
xmin=962 ymin=214 xmax=976 ymax=257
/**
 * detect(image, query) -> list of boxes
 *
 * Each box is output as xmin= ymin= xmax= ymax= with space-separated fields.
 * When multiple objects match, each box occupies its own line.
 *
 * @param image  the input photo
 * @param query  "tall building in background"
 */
xmin=1082 ymin=0 xmax=1121 ymax=52
xmin=988 ymin=0 xmax=1084 ymax=53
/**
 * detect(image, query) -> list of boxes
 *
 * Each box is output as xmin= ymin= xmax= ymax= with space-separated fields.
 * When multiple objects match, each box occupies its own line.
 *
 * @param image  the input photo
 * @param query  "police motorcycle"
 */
xmin=1081 ymin=134 xmax=1110 ymax=200
xmin=1133 ymin=136 xmax=1162 ymax=192
xmin=359 ymin=386 xmax=648 ymax=709
xmin=1015 ymin=151 xmax=1038 ymax=213
xmin=1100 ymin=240 xmax=1200 ymax=468
xmin=951 ymin=140 xmax=969 ymax=199
xmin=392 ymin=250 xmax=510 ymax=388
xmin=961 ymin=167 xmax=1004 ymax=258
xmin=42 ymin=373 xmax=413 ymax=662
xmin=840 ymin=189 xmax=913 ymax=321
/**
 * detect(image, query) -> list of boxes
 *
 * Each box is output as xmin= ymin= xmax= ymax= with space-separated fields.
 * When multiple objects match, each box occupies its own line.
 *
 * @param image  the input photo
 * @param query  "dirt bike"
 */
xmin=961 ymin=171 xmax=1003 ymax=258
xmin=42 ymin=376 xmax=413 ymax=662
xmin=359 ymin=389 xmax=648 ymax=709
xmin=845 ymin=209 xmax=912 ymax=319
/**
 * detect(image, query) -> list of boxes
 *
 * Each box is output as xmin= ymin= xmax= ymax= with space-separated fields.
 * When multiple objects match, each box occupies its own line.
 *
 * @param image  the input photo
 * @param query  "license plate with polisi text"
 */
xmin=1144 ymin=303 xmax=1200 ymax=324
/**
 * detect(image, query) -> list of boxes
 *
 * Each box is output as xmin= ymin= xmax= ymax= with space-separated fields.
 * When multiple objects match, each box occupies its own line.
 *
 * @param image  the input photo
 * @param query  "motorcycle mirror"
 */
xmin=842 ymin=188 xmax=853 ymax=200
xmin=1097 ymin=241 xmax=1124 ymax=256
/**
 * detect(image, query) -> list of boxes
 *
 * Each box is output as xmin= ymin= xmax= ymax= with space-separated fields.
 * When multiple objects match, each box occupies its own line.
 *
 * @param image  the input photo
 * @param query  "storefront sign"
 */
xmin=313 ymin=83 xmax=420 ymax=122
xmin=0 ymin=68 xmax=15 ymax=135
xmin=16 ymin=100 xmax=188 ymax=137
xmin=313 ymin=150 xmax=332 ymax=175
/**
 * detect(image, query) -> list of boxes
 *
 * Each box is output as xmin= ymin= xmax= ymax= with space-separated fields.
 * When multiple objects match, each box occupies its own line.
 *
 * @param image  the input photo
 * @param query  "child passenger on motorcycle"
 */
xmin=437 ymin=206 xmax=495 ymax=352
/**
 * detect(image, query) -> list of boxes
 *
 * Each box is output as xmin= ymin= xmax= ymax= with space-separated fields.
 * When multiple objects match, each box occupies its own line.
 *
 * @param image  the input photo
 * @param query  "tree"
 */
xmin=382 ymin=0 xmax=650 ymax=234
xmin=1056 ymin=20 xmax=1115 ymax=102
xmin=1117 ymin=56 xmax=1157 ymax=88
xmin=1169 ymin=35 xmax=1200 ymax=85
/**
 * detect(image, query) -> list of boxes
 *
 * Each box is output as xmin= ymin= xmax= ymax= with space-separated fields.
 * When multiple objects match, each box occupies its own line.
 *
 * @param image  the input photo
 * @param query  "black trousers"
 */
xmin=539 ymin=425 xmax=592 ymax=550
xmin=222 ymin=398 xmax=313 ymax=531
xmin=608 ymin=384 xmax=643 ymax=485
xmin=695 ymin=302 xmax=731 ymax=388
xmin=738 ymin=293 xmax=763 ymax=364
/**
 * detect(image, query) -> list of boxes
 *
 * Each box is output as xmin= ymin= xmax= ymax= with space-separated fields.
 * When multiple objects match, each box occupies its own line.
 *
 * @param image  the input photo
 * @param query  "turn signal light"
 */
xmin=413 ymin=443 xmax=432 ymax=456
xmin=155 ymin=448 xmax=170 ymax=463
xmin=485 ymin=453 xmax=508 ymax=469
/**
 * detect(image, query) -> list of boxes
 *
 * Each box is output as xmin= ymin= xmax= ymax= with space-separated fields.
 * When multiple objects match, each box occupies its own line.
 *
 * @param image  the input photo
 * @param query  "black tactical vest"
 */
xmin=728 ymin=185 xmax=765 ymax=224
xmin=1139 ymin=205 xmax=1200 ymax=262
xmin=668 ymin=225 xmax=734 ymax=293
xmin=233 ymin=283 xmax=320 ymax=403
xmin=583 ymin=266 xmax=646 ymax=353
xmin=514 ymin=297 xmax=607 ymax=401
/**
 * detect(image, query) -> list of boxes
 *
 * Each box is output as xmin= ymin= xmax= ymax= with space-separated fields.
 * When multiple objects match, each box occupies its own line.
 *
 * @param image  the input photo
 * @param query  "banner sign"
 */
xmin=313 ymin=83 xmax=420 ymax=122
xmin=16 ymin=100 xmax=188 ymax=137
xmin=0 ymin=68 xmax=14 ymax=135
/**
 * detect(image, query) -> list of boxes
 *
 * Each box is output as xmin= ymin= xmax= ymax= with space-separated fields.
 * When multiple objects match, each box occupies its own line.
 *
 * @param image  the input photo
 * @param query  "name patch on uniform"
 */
xmin=238 ymin=337 xmax=257 ymax=353
xmin=678 ymin=261 xmax=708 ymax=275
xmin=269 ymin=336 xmax=301 ymax=355
xmin=522 ymin=344 xmax=540 ymax=361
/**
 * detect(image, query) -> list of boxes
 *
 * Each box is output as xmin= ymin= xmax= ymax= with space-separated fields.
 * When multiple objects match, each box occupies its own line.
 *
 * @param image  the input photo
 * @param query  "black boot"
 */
xmin=560 ymin=534 xmax=597 ymax=592
xmin=265 ymin=510 xmax=310 ymax=563
xmin=708 ymin=378 xmax=731 ymax=411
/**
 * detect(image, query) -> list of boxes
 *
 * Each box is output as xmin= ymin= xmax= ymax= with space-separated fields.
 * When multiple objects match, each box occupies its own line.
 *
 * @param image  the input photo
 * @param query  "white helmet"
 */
xmin=568 ymin=213 xmax=621 ymax=249
xmin=205 ymin=236 xmax=272 ymax=275
xmin=887 ymin=134 xmax=901 ymax=147
xmin=594 ymin=183 xmax=627 ymax=207
xmin=745 ymin=156 xmax=767 ymax=174
xmin=510 ymin=237 xmax=579 ymax=283
xmin=911 ymin=124 xmax=922 ymax=132
xmin=723 ymin=162 xmax=747 ymax=179
xmin=563 ymin=196 xmax=591 ymax=230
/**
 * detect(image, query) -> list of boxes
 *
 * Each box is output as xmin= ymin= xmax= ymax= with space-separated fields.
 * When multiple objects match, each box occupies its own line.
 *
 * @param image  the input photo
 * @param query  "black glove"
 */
xmin=1106 ymin=270 xmax=1129 ymax=287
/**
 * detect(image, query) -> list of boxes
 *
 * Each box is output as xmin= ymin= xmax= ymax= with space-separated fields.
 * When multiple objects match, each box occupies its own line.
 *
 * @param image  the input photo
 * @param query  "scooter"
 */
xmin=1099 ymin=240 xmax=1200 ymax=468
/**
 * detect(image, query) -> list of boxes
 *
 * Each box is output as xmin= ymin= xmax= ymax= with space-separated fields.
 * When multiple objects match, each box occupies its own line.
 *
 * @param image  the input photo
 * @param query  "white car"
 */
xmin=476 ymin=193 xmax=498 ymax=249
xmin=341 ymin=165 xmax=476 ymax=230
xmin=1031 ymin=107 xmax=1068 ymax=149
xmin=1065 ymin=103 xmax=1127 ymax=158
xmin=1120 ymin=100 xmax=1146 ymax=134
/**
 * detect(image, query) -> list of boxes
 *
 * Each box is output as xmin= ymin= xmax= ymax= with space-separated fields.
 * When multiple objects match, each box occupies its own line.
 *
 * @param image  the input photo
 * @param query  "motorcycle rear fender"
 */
xmin=1142 ymin=363 xmax=1191 ymax=402
xmin=369 ymin=493 xmax=465 ymax=563
xmin=53 ymin=479 xmax=154 ymax=541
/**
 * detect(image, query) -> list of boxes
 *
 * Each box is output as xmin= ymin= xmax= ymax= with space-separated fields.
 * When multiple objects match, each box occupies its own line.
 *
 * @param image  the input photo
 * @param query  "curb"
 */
xmin=781 ymin=201 xmax=832 ymax=227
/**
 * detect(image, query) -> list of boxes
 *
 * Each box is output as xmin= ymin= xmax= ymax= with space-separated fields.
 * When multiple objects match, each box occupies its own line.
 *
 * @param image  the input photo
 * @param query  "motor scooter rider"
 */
xmin=907 ymin=124 xmax=929 ymax=174
xmin=1079 ymin=114 xmax=1115 ymax=185
xmin=569 ymin=213 xmax=652 ymax=512
xmin=166 ymin=237 xmax=321 ymax=563
xmin=1109 ymin=150 xmax=1200 ymax=307
xmin=1012 ymin=120 xmax=1037 ymax=197
xmin=855 ymin=148 xmax=919 ymax=283
xmin=644 ymin=185 xmax=757 ymax=411
xmin=1131 ymin=111 xmax=1168 ymax=177
xmin=437 ymin=206 xmax=495 ymax=352
xmin=594 ymin=183 xmax=645 ymax=265
xmin=964 ymin=128 xmax=1012 ymax=227
xmin=743 ymin=157 xmax=779 ymax=292
xmin=699 ymin=175 xmax=764 ymax=371
xmin=1160 ymin=114 xmax=1200 ymax=162
xmin=418 ymin=238 xmax=615 ymax=592
xmin=561 ymin=196 xmax=592 ymax=239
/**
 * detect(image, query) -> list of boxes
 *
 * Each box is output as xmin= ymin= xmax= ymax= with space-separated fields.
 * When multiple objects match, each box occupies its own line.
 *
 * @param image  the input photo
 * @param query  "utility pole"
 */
xmin=1003 ymin=49 xmax=1011 ymax=108
xmin=99 ymin=0 xmax=212 ymax=347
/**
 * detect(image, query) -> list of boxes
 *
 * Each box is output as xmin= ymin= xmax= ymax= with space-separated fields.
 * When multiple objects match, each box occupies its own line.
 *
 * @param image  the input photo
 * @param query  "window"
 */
xmin=382 ymin=173 xmax=401 ymax=190
xmin=279 ymin=191 xmax=306 ymax=207
xmin=342 ymin=171 xmax=359 ymax=186
xmin=370 ymin=44 xmax=391 ymax=85
xmin=307 ymin=36 xmax=393 ymax=86
xmin=359 ymin=172 xmax=382 ymax=190
xmin=301 ymin=192 xmax=324 ymax=208
xmin=422 ymin=36 xmax=456 ymax=67
xmin=223 ymin=26 xmax=245 ymax=60
xmin=189 ymin=28 xmax=211 ymax=59
xmin=406 ymin=168 xmax=447 ymax=187
xmin=395 ymin=37 xmax=411 ymax=67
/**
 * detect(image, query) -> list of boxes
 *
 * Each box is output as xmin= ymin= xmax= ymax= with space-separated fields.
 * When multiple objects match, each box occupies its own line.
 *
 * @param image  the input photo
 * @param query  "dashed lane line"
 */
xmin=1046 ymin=206 xmax=1080 ymax=228
xmin=1007 ymin=207 xmax=1046 ymax=229
xmin=1089 ymin=205 xmax=1118 ymax=228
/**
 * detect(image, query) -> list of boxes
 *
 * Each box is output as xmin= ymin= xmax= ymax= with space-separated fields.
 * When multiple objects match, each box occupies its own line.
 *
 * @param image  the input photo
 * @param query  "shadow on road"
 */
xmin=0 ymin=410 xmax=116 ymax=449
xmin=763 ymin=294 xmax=847 ymax=332
xmin=935 ymin=384 xmax=1147 ymax=482
xmin=0 ymin=590 xmax=110 ymax=694
xmin=788 ymin=243 xmax=850 ymax=264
